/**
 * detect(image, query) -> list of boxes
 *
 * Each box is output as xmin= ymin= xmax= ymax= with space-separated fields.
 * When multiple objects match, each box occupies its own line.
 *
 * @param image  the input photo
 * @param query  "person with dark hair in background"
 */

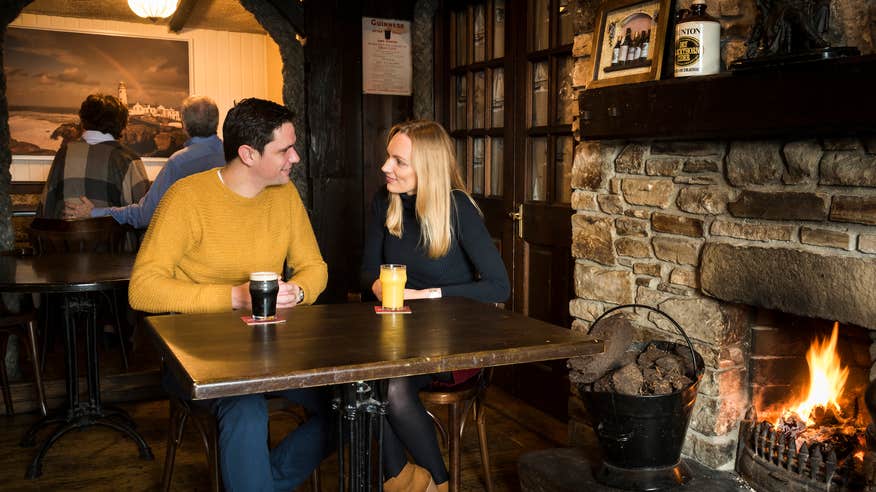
xmin=63 ymin=95 xmax=225 ymax=228
xmin=37 ymin=93 xmax=149 ymax=218
xmin=129 ymin=98 xmax=329 ymax=491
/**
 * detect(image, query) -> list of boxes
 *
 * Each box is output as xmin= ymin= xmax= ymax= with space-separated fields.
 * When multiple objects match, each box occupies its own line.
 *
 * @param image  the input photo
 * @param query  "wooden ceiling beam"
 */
xmin=2 ymin=0 xmax=34 ymax=26
xmin=264 ymin=0 xmax=306 ymax=39
xmin=169 ymin=0 xmax=199 ymax=33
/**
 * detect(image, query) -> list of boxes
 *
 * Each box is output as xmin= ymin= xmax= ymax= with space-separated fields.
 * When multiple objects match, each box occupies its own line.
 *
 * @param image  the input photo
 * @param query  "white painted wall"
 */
xmin=9 ymin=13 xmax=283 ymax=182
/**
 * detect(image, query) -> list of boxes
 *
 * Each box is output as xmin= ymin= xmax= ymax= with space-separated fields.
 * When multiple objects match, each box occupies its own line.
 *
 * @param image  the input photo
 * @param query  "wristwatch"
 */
xmin=296 ymin=287 xmax=305 ymax=304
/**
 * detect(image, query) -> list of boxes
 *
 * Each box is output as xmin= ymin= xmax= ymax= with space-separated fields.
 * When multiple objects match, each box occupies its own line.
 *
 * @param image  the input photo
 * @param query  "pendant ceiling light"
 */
xmin=128 ymin=0 xmax=180 ymax=21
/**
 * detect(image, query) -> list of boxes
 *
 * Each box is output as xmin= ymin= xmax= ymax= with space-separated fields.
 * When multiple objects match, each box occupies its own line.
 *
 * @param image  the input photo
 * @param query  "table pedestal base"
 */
xmin=21 ymin=405 xmax=154 ymax=478
xmin=334 ymin=381 xmax=387 ymax=492
xmin=20 ymin=294 xmax=153 ymax=479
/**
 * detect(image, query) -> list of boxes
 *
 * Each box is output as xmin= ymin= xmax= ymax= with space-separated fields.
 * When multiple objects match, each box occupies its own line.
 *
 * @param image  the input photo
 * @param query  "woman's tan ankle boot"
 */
xmin=435 ymin=481 xmax=448 ymax=492
xmin=411 ymin=463 xmax=438 ymax=492
xmin=384 ymin=463 xmax=417 ymax=492
xmin=384 ymin=463 xmax=438 ymax=492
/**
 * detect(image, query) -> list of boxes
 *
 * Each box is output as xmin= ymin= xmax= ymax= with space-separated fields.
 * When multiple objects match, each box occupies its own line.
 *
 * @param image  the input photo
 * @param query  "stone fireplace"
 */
xmin=562 ymin=0 xmax=876 ymax=470
xmin=566 ymin=136 xmax=876 ymax=469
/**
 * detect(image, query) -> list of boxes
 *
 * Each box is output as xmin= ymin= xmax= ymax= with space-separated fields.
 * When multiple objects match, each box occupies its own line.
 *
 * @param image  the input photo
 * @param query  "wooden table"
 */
xmin=146 ymin=297 xmax=602 ymax=490
xmin=0 ymin=253 xmax=153 ymax=478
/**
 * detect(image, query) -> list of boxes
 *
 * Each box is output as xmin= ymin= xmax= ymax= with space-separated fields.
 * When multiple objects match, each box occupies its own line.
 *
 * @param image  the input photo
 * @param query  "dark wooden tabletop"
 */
xmin=0 ymin=253 xmax=136 ymax=293
xmin=146 ymin=297 xmax=603 ymax=400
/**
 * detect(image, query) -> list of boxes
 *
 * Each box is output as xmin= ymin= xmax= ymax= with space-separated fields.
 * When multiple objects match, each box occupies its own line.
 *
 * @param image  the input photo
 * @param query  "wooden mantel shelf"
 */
xmin=577 ymin=54 xmax=876 ymax=141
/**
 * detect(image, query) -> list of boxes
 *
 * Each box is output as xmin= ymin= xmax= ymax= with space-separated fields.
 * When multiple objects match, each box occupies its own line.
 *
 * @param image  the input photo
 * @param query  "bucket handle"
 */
xmin=590 ymin=304 xmax=700 ymax=377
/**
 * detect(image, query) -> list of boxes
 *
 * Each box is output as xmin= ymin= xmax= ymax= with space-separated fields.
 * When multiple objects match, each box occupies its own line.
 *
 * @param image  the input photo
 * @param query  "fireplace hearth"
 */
xmin=734 ymin=319 xmax=874 ymax=491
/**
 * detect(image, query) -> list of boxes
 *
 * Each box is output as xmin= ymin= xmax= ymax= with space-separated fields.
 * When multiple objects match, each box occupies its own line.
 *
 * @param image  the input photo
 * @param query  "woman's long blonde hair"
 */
xmin=385 ymin=120 xmax=472 ymax=259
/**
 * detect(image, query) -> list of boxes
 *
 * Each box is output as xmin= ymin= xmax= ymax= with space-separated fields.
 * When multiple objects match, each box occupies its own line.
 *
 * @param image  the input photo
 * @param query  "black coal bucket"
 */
xmin=579 ymin=304 xmax=704 ymax=490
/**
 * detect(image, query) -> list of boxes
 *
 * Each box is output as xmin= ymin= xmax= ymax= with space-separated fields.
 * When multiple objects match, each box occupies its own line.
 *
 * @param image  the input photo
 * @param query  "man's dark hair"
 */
xmin=78 ymin=94 xmax=129 ymax=138
xmin=223 ymin=98 xmax=296 ymax=162
xmin=180 ymin=96 xmax=219 ymax=138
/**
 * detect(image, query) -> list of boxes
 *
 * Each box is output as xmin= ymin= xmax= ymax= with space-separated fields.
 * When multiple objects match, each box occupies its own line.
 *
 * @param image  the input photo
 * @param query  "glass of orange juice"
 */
xmin=379 ymin=264 xmax=407 ymax=311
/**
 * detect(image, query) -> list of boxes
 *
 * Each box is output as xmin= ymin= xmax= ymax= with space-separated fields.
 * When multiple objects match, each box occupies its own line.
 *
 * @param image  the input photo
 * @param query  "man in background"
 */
xmin=64 ymin=96 xmax=225 ymax=228
xmin=38 ymin=94 xmax=148 ymax=218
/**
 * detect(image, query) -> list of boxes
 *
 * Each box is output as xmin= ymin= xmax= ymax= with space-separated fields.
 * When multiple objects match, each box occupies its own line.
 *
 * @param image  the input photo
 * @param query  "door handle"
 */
xmin=508 ymin=204 xmax=523 ymax=239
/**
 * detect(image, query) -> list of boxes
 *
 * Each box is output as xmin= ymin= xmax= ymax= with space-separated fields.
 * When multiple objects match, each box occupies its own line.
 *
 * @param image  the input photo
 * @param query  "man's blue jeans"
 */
xmin=210 ymin=388 xmax=330 ymax=492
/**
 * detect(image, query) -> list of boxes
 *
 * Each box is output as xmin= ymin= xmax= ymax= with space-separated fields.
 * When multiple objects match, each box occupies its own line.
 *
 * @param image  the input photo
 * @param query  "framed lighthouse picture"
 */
xmin=6 ymin=26 xmax=191 ymax=158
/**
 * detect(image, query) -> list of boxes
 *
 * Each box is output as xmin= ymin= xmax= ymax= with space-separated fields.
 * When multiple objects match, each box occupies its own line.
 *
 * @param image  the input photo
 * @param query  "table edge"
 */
xmin=184 ymin=339 xmax=602 ymax=400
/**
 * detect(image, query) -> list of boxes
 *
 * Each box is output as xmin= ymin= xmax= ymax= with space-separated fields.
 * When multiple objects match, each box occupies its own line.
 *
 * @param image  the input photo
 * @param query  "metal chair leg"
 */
xmin=311 ymin=467 xmax=322 ymax=492
xmin=162 ymin=399 xmax=187 ymax=491
xmin=23 ymin=320 xmax=47 ymax=416
xmin=426 ymin=409 xmax=449 ymax=447
xmin=474 ymin=399 xmax=493 ymax=492
xmin=205 ymin=420 xmax=221 ymax=492
xmin=39 ymin=296 xmax=50 ymax=374
xmin=0 ymin=333 xmax=12 ymax=415
xmin=111 ymin=290 xmax=128 ymax=370
xmin=448 ymin=401 xmax=462 ymax=492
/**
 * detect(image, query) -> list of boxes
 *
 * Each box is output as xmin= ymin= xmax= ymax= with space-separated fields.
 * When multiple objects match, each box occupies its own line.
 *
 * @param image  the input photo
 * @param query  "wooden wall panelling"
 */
xmin=305 ymin=1 xmax=413 ymax=303
xmin=306 ymin=0 xmax=365 ymax=303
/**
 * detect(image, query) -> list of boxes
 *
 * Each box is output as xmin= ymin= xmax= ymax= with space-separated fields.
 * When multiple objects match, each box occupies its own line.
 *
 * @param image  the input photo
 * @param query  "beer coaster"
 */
xmin=241 ymin=315 xmax=287 ymax=325
xmin=374 ymin=306 xmax=411 ymax=314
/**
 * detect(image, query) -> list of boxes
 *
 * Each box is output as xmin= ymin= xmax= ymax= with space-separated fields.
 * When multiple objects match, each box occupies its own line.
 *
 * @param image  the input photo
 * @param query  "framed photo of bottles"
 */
xmin=588 ymin=0 xmax=672 ymax=89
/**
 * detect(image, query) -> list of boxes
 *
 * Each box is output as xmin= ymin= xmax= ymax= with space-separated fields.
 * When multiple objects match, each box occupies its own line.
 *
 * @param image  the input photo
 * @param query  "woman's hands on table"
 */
xmin=370 ymin=279 xmax=441 ymax=301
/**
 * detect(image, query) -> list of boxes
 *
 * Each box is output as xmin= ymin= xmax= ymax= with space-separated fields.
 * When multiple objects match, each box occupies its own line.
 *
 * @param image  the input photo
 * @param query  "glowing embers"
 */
xmin=738 ymin=322 xmax=869 ymax=491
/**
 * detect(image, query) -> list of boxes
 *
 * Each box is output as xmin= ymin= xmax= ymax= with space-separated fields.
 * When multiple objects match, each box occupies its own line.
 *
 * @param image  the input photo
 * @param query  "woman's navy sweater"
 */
xmin=360 ymin=188 xmax=510 ymax=304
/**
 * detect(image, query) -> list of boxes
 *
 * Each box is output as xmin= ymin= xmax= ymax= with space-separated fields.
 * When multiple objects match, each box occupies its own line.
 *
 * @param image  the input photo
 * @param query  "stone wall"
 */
xmin=567 ymin=0 xmax=876 ymax=470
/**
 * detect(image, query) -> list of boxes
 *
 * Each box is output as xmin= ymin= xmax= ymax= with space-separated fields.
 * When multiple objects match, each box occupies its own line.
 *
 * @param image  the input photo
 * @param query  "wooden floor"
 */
xmin=0 ymin=387 xmax=567 ymax=491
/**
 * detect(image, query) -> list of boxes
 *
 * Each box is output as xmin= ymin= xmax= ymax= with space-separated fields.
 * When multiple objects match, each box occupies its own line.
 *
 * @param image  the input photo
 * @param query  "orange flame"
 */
xmin=776 ymin=322 xmax=849 ymax=426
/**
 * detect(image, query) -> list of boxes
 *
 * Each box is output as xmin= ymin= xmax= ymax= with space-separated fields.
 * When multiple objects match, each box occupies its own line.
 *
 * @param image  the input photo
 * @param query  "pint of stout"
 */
xmin=249 ymin=272 xmax=280 ymax=320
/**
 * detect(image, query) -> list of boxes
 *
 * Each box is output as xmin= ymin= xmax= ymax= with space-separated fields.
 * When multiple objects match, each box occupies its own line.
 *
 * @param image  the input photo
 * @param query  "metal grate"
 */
xmin=736 ymin=407 xmax=869 ymax=492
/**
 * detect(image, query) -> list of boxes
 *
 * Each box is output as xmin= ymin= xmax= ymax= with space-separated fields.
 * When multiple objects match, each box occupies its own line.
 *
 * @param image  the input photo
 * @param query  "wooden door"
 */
xmin=443 ymin=0 xmax=575 ymax=421
xmin=446 ymin=0 xmax=516 ymax=292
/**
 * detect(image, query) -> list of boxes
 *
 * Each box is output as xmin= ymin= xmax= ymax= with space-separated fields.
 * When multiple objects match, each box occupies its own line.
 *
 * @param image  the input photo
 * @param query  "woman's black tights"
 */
xmin=382 ymin=374 xmax=449 ymax=484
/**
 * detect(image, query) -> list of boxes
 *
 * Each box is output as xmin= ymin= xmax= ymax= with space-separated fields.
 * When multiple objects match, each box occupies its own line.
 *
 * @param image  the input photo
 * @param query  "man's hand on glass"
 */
xmin=62 ymin=196 xmax=95 ymax=219
xmin=231 ymin=279 xmax=304 ymax=310
xmin=277 ymin=280 xmax=304 ymax=307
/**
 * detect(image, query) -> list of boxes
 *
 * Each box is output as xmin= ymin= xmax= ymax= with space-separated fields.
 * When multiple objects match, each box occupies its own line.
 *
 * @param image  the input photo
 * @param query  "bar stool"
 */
xmin=162 ymin=396 xmax=322 ymax=492
xmin=419 ymin=368 xmax=494 ymax=492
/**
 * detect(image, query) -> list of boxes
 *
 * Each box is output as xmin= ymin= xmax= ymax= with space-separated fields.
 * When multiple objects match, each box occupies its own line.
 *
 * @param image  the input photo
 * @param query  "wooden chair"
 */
xmin=0 ymin=307 xmax=47 ymax=417
xmin=27 ymin=216 xmax=129 ymax=254
xmin=162 ymin=396 xmax=322 ymax=492
xmin=28 ymin=217 xmax=132 ymax=370
xmin=419 ymin=368 xmax=494 ymax=492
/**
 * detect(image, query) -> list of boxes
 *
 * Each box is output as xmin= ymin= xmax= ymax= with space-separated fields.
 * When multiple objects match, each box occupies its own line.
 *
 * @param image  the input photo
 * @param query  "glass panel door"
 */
xmin=448 ymin=1 xmax=506 ymax=197
xmin=525 ymin=0 xmax=573 ymax=204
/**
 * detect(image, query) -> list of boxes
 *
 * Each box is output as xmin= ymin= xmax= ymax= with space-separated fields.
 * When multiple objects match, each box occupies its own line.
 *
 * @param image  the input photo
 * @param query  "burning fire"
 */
xmin=774 ymin=322 xmax=849 ymax=427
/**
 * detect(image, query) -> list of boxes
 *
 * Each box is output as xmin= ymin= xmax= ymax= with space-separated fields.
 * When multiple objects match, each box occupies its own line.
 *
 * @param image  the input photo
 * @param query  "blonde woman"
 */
xmin=361 ymin=120 xmax=510 ymax=492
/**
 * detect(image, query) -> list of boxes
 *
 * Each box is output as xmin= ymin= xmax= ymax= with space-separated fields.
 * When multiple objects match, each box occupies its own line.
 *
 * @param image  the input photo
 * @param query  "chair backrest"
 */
xmin=28 ymin=217 xmax=129 ymax=254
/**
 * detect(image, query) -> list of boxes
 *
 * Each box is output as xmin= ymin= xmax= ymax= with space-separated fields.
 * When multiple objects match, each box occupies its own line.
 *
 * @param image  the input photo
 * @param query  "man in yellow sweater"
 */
xmin=129 ymin=98 xmax=329 ymax=491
